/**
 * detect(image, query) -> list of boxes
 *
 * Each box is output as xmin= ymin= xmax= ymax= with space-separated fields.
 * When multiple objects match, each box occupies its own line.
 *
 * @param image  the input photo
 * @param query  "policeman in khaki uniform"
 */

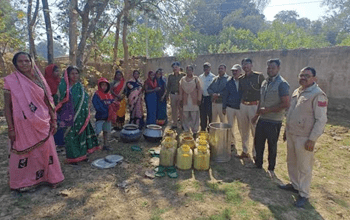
xmin=279 ymin=67 xmax=328 ymax=208
xmin=238 ymin=58 xmax=265 ymax=159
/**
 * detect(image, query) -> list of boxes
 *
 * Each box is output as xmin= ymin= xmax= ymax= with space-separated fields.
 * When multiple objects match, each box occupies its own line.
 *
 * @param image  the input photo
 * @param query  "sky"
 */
xmin=263 ymin=0 xmax=329 ymax=21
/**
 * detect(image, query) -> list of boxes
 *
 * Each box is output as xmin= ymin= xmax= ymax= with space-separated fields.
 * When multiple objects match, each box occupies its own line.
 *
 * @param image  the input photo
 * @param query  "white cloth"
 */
xmin=212 ymin=103 xmax=227 ymax=123
xmin=182 ymin=110 xmax=200 ymax=133
xmin=226 ymin=107 xmax=242 ymax=147
xmin=199 ymin=72 xmax=215 ymax=96
xmin=239 ymin=103 xmax=258 ymax=156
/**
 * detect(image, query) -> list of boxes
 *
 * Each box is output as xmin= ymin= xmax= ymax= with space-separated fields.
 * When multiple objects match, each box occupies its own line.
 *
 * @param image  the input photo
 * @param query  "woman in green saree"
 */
xmin=56 ymin=66 xmax=100 ymax=164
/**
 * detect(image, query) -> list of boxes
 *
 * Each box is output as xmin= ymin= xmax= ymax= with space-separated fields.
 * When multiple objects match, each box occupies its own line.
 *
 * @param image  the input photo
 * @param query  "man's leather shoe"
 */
xmin=236 ymin=152 xmax=249 ymax=159
xmin=295 ymin=196 xmax=308 ymax=208
xmin=278 ymin=183 xmax=298 ymax=193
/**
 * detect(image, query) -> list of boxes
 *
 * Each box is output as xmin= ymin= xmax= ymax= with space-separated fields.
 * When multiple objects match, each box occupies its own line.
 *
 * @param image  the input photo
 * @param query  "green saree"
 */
xmin=57 ymin=76 xmax=100 ymax=163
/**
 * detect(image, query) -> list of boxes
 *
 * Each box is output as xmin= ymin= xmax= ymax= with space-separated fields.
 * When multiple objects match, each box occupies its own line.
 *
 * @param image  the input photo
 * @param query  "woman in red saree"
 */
xmin=111 ymin=70 xmax=126 ymax=130
xmin=3 ymin=52 xmax=64 ymax=191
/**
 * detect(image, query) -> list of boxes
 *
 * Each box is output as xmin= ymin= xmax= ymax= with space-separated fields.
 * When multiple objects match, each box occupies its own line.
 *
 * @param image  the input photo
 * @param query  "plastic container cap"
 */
xmin=181 ymin=144 xmax=190 ymax=152
xmin=198 ymin=145 xmax=207 ymax=152
xmin=198 ymin=140 xmax=207 ymax=145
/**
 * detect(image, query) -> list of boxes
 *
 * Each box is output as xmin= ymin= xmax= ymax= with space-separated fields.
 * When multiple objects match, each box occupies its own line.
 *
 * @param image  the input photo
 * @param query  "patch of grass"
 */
xmin=150 ymin=208 xmax=171 ymax=220
xmin=175 ymin=183 xmax=183 ymax=192
xmin=112 ymin=145 xmax=145 ymax=164
xmin=188 ymin=192 xmax=205 ymax=201
xmin=142 ymin=201 xmax=148 ymax=207
xmin=224 ymin=182 xmax=243 ymax=204
xmin=334 ymin=198 xmax=349 ymax=208
xmin=258 ymin=209 xmax=274 ymax=220
xmin=206 ymin=182 xmax=220 ymax=193
xmin=86 ymin=187 xmax=96 ymax=193
xmin=192 ymin=180 xmax=201 ymax=190
xmin=14 ymin=195 xmax=32 ymax=209
xmin=237 ymin=208 xmax=249 ymax=219
xmin=204 ymin=208 xmax=232 ymax=220
xmin=268 ymin=205 xmax=293 ymax=219
xmin=224 ymin=187 xmax=242 ymax=204
xmin=211 ymin=164 xmax=227 ymax=176
xmin=342 ymin=136 xmax=350 ymax=146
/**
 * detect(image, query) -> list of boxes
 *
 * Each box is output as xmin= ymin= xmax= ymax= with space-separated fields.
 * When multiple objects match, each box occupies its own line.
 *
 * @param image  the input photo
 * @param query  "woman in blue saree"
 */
xmin=155 ymin=68 xmax=167 ymax=125
xmin=144 ymin=71 xmax=160 ymax=125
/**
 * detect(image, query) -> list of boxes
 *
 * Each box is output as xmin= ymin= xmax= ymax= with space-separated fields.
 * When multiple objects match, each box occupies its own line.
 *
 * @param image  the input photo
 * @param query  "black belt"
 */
xmin=227 ymin=104 xmax=239 ymax=109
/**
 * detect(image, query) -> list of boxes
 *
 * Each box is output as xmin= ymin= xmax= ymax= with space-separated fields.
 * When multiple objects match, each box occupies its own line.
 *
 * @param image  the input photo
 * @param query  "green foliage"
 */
xmin=127 ymin=24 xmax=164 ymax=58
xmin=95 ymin=24 xmax=164 ymax=62
xmin=0 ymin=2 xmax=25 ymax=52
xmin=339 ymin=35 xmax=350 ymax=46
xmin=254 ymin=21 xmax=330 ymax=50
xmin=218 ymin=27 xmax=257 ymax=51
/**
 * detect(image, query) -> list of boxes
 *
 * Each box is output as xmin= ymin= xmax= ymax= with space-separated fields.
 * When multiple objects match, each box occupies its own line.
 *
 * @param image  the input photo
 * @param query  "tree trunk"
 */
xmin=113 ymin=12 xmax=123 ymax=64
xmin=122 ymin=1 xmax=130 ymax=75
xmin=42 ymin=0 xmax=54 ymax=64
xmin=27 ymin=0 xmax=40 ymax=61
xmin=69 ymin=0 xmax=78 ymax=65
xmin=76 ymin=0 xmax=109 ymax=70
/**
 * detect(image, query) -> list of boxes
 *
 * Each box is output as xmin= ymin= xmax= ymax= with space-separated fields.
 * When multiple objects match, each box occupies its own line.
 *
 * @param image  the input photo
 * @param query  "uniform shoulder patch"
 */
xmin=318 ymin=101 xmax=327 ymax=107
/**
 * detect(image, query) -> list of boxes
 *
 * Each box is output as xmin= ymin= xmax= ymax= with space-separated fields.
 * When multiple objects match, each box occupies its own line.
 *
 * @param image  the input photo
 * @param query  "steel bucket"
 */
xmin=208 ymin=122 xmax=232 ymax=162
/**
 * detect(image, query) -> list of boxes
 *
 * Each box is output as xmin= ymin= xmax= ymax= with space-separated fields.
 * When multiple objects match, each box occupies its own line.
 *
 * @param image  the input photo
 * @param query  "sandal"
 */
xmin=148 ymin=149 xmax=160 ymax=157
xmin=154 ymin=165 xmax=166 ymax=177
xmin=166 ymin=166 xmax=178 ymax=178
xmin=131 ymin=145 xmax=142 ymax=151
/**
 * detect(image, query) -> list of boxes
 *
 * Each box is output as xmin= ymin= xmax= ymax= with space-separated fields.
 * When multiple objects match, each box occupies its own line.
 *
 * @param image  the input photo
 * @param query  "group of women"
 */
xmin=125 ymin=69 xmax=167 ymax=128
xmin=3 ymin=52 xmax=169 ymax=192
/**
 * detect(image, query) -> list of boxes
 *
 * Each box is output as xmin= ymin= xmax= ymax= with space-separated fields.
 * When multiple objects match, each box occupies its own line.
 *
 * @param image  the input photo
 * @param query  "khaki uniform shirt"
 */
xmin=286 ymin=83 xmax=328 ymax=141
xmin=166 ymin=72 xmax=185 ymax=96
xmin=239 ymin=71 xmax=265 ymax=102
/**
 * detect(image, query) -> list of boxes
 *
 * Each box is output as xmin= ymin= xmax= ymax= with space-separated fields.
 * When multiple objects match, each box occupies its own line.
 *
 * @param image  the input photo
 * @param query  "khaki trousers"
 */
xmin=286 ymin=133 xmax=314 ymax=198
xmin=182 ymin=110 xmax=200 ymax=133
xmin=226 ymin=107 xmax=242 ymax=147
xmin=170 ymin=94 xmax=181 ymax=126
xmin=212 ymin=103 xmax=227 ymax=123
xmin=239 ymin=103 xmax=257 ymax=156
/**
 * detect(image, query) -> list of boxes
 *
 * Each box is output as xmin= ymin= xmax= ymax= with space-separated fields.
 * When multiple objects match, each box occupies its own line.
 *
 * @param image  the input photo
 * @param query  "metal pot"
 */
xmin=143 ymin=124 xmax=163 ymax=142
xmin=120 ymin=124 xmax=142 ymax=142
xmin=208 ymin=122 xmax=232 ymax=162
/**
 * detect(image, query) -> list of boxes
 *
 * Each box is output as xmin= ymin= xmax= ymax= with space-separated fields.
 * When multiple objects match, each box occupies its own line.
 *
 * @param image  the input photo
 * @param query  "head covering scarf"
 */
xmin=112 ymin=71 xmax=125 ymax=96
xmin=96 ymin=77 xmax=113 ymax=100
xmin=44 ymin=64 xmax=60 ymax=95
xmin=144 ymin=71 xmax=158 ymax=89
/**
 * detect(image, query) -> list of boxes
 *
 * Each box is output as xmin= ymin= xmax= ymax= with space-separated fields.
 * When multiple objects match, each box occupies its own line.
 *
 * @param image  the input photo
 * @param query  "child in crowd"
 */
xmin=92 ymin=77 xmax=118 ymax=151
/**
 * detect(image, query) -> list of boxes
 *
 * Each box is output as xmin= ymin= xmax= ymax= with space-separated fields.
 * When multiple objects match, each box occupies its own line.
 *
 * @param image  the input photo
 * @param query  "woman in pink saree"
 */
xmin=3 ymin=52 xmax=64 ymax=191
xmin=125 ymin=70 xmax=144 ymax=128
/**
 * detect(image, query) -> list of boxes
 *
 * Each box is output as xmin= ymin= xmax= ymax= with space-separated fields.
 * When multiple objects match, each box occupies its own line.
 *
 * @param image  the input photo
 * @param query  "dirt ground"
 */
xmin=0 ymin=109 xmax=350 ymax=220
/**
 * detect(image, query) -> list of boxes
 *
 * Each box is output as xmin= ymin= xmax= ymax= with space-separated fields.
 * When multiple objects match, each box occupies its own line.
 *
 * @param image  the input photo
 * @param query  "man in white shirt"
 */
xmin=198 ymin=62 xmax=215 ymax=131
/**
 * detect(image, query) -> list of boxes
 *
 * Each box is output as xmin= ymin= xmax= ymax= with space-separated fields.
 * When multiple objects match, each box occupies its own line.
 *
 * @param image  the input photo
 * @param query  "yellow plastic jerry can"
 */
xmin=176 ymin=144 xmax=193 ymax=170
xmin=160 ymin=137 xmax=177 ymax=167
xmin=193 ymin=145 xmax=210 ymax=171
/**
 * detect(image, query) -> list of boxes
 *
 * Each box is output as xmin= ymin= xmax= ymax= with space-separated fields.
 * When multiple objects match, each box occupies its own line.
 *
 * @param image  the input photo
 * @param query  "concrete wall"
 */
xmin=144 ymin=46 xmax=350 ymax=100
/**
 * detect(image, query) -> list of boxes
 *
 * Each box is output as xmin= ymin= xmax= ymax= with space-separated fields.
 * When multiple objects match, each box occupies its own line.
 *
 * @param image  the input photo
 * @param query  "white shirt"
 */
xmin=199 ymin=72 xmax=215 ymax=96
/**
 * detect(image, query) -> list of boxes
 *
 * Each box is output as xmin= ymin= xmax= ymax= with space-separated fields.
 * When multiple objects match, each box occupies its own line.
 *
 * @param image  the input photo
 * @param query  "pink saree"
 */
xmin=4 ymin=67 xmax=64 ymax=190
